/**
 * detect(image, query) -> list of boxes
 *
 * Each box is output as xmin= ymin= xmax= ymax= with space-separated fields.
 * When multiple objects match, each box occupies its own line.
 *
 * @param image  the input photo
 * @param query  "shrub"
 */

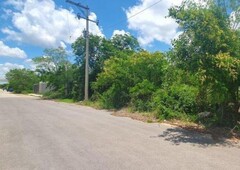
xmin=130 ymin=80 xmax=156 ymax=112
xmin=93 ymin=51 xmax=167 ymax=109
xmin=43 ymin=90 xmax=63 ymax=99
xmin=152 ymin=84 xmax=198 ymax=120
xmin=99 ymin=84 xmax=130 ymax=109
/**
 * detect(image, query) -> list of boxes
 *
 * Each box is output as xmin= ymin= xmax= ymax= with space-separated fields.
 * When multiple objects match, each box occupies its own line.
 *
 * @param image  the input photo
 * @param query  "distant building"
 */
xmin=33 ymin=82 xmax=51 ymax=94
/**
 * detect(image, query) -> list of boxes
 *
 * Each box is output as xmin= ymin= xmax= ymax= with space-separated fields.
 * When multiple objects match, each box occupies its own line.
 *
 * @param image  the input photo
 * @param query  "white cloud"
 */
xmin=112 ymin=30 xmax=129 ymax=38
xmin=3 ymin=0 xmax=103 ymax=48
xmin=24 ymin=58 xmax=36 ymax=70
xmin=0 ymin=41 xmax=27 ymax=59
xmin=25 ymin=58 xmax=33 ymax=63
xmin=126 ymin=0 xmax=183 ymax=46
xmin=0 ymin=62 xmax=24 ymax=83
xmin=60 ymin=41 xmax=67 ymax=49
xmin=126 ymin=0 xmax=208 ymax=46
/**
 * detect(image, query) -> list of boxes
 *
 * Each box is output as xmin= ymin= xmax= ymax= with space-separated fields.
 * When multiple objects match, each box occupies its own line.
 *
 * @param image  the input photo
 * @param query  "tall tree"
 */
xmin=33 ymin=47 xmax=73 ymax=97
xmin=169 ymin=0 xmax=240 ymax=124
xmin=93 ymin=51 xmax=167 ymax=109
xmin=71 ymin=34 xmax=106 ymax=100
xmin=215 ymin=0 xmax=240 ymax=30
xmin=71 ymin=33 xmax=141 ymax=100
xmin=33 ymin=47 xmax=69 ymax=77
xmin=111 ymin=33 xmax=141 ymax=52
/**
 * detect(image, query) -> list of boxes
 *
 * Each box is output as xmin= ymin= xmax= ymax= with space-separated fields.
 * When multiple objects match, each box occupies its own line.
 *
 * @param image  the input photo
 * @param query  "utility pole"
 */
xmin=66 ymin=0 xmax=98 ymax=100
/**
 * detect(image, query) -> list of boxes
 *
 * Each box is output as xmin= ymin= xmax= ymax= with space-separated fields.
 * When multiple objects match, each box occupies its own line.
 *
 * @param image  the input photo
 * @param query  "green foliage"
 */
xmin=111 ymin=33 xmax=141 ymax=52
xmin=33 ymin=47 xmax=69 ymax=75
xmin=93 ymin=51 xmax=167 ymax=109
xmin=42 ymin=91 xmax=63 ymax=99
xmin=99 ymin=84 xmax=130 ymax=109
xmin=130 ymin=80 xmax=156 ymax=112
xmin=5 ymin=69 xmax=39 ymax=93
xmin=72 ymin=33 xmax=141 ymax=100
xmin=152 ymin=84 xmax=198 ymax=120
xmin=55 ymin=98 xmax=76 ymax=103
xmin=0 ymin=84 xmax=8 ymax=89
xmin=169 ymin=1 xmax=239 ymax=70
xmin=168 ymin=0 xmax=240 ymax=126
xmin=72 ymin=35 xmax=108 ymax=100
xmin=194 ymin=52 xmax=240 ymax=107
xmin=214 ymin=0 xmax=240 ymax=30
xmin=33 ymin=47 xmax=74 ymax=98
xmin=93 ymin=55 xmax=131 ymax=108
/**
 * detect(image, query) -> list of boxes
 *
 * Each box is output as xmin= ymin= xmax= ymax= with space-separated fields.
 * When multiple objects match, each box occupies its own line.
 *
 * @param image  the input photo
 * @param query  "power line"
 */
xmin=128 ymin=0 xmax=162 ymax=20
xmin=65 ymin=0 xmax=162 ymax=36
xmin=104 ymin=0 xmax=162 ymax=31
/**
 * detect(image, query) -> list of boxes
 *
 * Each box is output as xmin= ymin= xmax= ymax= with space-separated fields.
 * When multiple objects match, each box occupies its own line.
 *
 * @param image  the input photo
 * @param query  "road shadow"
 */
xmin=151 ymin=127 xmax=239 ymax=148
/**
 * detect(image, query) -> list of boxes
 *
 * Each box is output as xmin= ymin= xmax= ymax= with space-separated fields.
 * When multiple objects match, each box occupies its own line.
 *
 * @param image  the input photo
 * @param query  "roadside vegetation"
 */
xmin=5 ymin=0 xmax=240 ymax=132
xmin=0 ymin=83 xmax=8 ymax=90
xmin=5 ymin=69 xmax=39 ymax=94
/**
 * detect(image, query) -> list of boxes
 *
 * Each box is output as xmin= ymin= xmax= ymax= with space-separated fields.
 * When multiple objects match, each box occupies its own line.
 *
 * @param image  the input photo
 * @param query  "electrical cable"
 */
xmin=65 ymin=0 xmax=163 ymax=36
xmin=104 ymin=0 xmax=162 ymax=31
xmin=128 ymin=0 xmax=162 ymax=20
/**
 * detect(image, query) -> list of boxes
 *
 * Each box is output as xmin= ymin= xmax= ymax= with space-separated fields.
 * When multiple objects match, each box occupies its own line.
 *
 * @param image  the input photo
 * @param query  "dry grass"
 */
xmin=112 ymin=108 xmax=158 ymax=123
xmin=112 ymin=108 xmax=240 ymax=143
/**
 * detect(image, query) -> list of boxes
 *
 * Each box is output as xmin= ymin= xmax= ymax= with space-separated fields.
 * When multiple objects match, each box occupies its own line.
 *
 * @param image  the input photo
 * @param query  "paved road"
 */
xmin=0 ymin=91 xmax=239 ymax=170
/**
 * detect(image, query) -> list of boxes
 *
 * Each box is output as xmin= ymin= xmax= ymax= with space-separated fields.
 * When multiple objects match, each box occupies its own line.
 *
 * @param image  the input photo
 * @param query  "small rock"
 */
xmin=198 ymin=111 xmax=212 ymax=118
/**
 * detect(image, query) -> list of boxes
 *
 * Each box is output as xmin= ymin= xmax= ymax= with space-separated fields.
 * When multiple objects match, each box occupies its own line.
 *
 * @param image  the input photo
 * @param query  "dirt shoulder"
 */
xmin=112 ymin=109 xmax=240 ymax=144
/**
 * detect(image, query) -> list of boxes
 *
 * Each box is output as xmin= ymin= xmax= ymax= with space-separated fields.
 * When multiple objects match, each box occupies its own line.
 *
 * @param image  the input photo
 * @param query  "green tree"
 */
xmin=33 ymin=47 xmax=73 ymax=98
xmin=6 ymin=69 xmax=39 ymax=93
xmin=111 ymin=33 xmax=141 ymax=52
xmin=71 ymin=33 xmax=141 ymax=100
xmin=215 ymin=0 xmax=240 ymax=30
xmin=169 ymin=0 xmax=240 ymax=125
xmin=93 ymin=52 xmax=167 ymax=109
xmin=33 ymin=47 xmax=69 ymax=75
xmin=71 ymin=34 xmax=106 ymax=100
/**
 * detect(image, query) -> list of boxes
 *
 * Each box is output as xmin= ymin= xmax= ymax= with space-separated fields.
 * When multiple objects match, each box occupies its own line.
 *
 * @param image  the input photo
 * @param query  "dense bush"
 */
xmin=72 ymin=33 xmax=141 ymax=101
xmin=93 ymin=51 xmax=167 ymax=109
xmin=130 ymin=80 xmax=156 ymax=112
xmin=5 ymin=69 xmax=39 ymax=93
xmin=92 ymin=55 xmax=132 ymax=109
xmin=152 ymin=84 xmax=198 ymax=120
xmin=168 ymin=0 xmax=240 ymax=126
xmin=43 ymin=90 xmax=64 ymax=99
xmin=99 ymin=84 xmax=130 ymax=109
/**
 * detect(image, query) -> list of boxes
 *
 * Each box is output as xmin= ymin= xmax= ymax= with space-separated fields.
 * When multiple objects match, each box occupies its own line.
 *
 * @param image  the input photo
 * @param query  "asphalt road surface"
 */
xmin=0 ymin=90 xmax=239 ymax=170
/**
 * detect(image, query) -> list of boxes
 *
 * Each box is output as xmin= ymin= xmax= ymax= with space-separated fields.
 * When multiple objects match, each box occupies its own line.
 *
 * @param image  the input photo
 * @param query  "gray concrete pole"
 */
xmin=85 ymin=8 xmax=89 ymax=101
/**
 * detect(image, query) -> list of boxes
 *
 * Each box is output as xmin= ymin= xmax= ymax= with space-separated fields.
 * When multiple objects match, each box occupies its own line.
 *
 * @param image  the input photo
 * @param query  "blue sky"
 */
xmin=0 ymin=0 xmax=184 ymax=83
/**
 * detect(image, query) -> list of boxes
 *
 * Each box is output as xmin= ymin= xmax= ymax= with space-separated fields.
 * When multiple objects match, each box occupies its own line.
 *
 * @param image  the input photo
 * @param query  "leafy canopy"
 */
xmin=6 ymin=69 xmax=39 ymax=93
